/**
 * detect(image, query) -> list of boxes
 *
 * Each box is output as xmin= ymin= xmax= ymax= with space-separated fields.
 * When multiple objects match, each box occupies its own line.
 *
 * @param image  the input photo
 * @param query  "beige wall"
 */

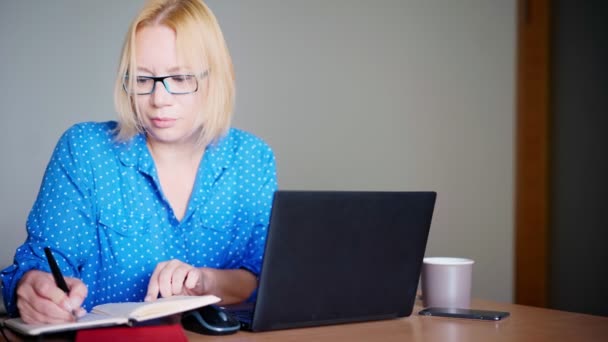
xmin=0 ymin=0 xmax=516 ymax=302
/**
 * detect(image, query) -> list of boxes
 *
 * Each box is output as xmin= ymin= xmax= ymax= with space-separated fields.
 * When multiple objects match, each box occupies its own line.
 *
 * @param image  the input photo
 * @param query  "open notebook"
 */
xmin=4 ymin=294 xmax=219 ymax=336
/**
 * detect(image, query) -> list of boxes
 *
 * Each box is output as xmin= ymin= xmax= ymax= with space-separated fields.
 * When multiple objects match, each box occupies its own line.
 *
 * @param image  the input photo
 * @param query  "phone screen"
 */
xmin=418 ymin=307 xmax=510 ymax=321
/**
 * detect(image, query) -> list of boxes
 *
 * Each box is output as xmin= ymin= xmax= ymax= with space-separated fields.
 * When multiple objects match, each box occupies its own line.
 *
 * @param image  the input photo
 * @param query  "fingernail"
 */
xmin=77 ymin=308 xmax=87 ymax=318
xmin=69 ymin=298 xmax=81 ymax=310
xmin=144 ymin=295 xmax=151 ymax=302
xmin=63 ymin=301 xmax=74 ymax=313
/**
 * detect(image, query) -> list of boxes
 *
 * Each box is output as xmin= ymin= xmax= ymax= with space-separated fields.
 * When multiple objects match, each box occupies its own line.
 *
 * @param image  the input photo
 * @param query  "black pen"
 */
xmin=44 ymin=247 xmax=78 ymax=318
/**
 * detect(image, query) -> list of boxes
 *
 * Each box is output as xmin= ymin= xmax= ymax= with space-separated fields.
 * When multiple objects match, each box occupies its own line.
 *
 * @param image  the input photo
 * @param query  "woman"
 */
xmin=1 ymin=0 xmax=277 ymax=324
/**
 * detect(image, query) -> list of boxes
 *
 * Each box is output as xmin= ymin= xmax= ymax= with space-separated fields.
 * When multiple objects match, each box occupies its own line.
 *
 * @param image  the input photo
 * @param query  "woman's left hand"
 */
xmin=144 ymin=259 xmax=213 ymax=301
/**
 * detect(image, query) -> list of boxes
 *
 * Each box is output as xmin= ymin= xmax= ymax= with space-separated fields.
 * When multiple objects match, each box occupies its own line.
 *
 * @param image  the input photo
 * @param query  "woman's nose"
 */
xmin=150 ymin=80 xmax=173 ymax=106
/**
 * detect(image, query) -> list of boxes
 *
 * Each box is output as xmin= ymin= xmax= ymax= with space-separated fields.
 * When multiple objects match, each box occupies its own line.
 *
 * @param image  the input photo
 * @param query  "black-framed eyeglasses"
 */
xmin=123 ymin=70 xmax=208 ymax=95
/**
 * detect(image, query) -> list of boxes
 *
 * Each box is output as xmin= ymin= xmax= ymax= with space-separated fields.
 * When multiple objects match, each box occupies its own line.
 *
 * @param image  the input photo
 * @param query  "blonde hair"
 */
xmin=113 ymin=0 xmax=235 ymax=147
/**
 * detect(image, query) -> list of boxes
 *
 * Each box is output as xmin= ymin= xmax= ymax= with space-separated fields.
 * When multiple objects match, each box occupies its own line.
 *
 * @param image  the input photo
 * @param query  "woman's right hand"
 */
xmin=16 ymin=270 xmax=88 ymax=324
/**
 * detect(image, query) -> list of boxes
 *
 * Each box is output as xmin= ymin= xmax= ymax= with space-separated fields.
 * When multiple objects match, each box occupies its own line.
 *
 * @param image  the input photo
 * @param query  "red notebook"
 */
xmin=75 ymin=323 xmax=188 ymax=342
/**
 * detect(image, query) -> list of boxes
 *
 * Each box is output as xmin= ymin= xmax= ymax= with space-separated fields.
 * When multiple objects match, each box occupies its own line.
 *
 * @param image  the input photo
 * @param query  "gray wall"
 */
xmin=550 ymin=0 xmax=608 ymax=316
xmin=0 ymin=1 xmax=516 ymax=303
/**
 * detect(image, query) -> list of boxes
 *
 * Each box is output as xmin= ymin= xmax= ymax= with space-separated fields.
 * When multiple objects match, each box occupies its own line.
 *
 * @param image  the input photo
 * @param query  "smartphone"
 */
xmin=418 ymin=307 xmax=510 ymax=321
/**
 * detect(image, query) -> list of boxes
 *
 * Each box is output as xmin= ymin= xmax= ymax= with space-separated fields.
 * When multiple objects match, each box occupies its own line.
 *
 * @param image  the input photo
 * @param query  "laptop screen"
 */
xmin=228 ymin=190 xmax=436 ymax=332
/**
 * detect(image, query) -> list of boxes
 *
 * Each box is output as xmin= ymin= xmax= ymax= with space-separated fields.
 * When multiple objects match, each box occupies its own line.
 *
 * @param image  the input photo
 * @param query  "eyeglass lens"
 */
xmin=125 ymin=75 xmax=198 ymax=95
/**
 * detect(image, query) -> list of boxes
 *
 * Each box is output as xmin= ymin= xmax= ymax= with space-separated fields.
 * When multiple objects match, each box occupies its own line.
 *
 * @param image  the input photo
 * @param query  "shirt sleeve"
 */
xmin=237 ymin=145 xmax=278 ymax=277
xmin=1 ymin=125 xmax=96 ymax=316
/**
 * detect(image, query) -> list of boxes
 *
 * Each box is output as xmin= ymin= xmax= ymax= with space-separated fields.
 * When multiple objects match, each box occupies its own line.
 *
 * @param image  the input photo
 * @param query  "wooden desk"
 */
xmin=185 ymin=298 xmax=608 ymax=342
xmin=3 ymin=298 xmax=608 ymax=341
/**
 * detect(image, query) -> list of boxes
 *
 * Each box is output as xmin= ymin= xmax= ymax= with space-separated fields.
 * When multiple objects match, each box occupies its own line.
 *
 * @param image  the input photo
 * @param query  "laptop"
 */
xmin=224 ymin=190 xmax=437 ymax=332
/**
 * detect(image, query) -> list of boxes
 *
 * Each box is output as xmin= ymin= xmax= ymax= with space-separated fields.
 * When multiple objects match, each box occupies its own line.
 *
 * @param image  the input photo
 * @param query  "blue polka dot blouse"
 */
xmin=1 ymin=121 xmax=277 ymax=316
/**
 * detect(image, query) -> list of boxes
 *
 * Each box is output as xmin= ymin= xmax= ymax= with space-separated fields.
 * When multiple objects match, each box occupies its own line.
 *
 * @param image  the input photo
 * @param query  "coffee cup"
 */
xmin=421 ymin=257 xmax=474 ymax=308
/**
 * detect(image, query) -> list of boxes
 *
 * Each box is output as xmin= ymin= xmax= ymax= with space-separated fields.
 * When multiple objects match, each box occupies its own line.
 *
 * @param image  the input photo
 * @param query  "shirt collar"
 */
xmin=116 ymin=130 xmax=234 ymax=177
xmin=116 ymin=133 xmax=154 ymax=175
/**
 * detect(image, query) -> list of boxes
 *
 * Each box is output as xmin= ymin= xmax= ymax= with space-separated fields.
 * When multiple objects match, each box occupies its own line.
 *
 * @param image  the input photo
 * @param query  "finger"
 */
xmin=31 ymin=274 xmax=75 ymax=318
xmin=17 ymin=295 xmax=45 ymax=324
xmin=16 ymin=270 xmax=76 ymax=323
xmin=183 ymin=268 xmax=201 ymax=292
xmin=65 ymin=277 xmax=88 ymax=314
xmin=34 ymin=278 xmax=73 ymax=312
xmin=23 ymin=300 xmax=76 ymax=324
xmin=170 ymin=266 xmax=190 ymax=296
xmin=145 ymin=261 xmax=167 ymax=301
xmin=158 ymin=261 xmax=182 ymax=298
xmin=66 ymin=277 xmax=89 ymax=317
xmin=15 ymin=274 xmax=49 ymax=323
xmin=17 ymin=290 xmax=74 ymax=324
xmin=75 ymin=307 xmax=88 ymax=318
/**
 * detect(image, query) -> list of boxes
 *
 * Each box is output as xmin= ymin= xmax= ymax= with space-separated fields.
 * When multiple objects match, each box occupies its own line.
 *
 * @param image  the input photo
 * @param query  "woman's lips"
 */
xmin=150 ymin=117 xmax=176 ymax=128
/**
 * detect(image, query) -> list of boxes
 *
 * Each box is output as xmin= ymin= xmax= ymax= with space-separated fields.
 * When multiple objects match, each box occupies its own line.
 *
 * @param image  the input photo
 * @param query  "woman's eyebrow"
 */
xmin=135 ymin=66 xmax=188 ymax=75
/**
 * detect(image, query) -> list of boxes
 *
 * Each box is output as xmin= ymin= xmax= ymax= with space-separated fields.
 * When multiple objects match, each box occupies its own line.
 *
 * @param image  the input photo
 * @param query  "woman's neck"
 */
xmin=146 ymin=138 xmax=206 ymax=221
xmin=146 ymin=138 xmax=205 ymax=167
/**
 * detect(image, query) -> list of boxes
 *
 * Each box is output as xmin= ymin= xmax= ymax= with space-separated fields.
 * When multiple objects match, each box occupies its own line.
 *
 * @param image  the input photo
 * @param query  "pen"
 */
xmin=44 ymin=247 xmax=78 ymax=319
